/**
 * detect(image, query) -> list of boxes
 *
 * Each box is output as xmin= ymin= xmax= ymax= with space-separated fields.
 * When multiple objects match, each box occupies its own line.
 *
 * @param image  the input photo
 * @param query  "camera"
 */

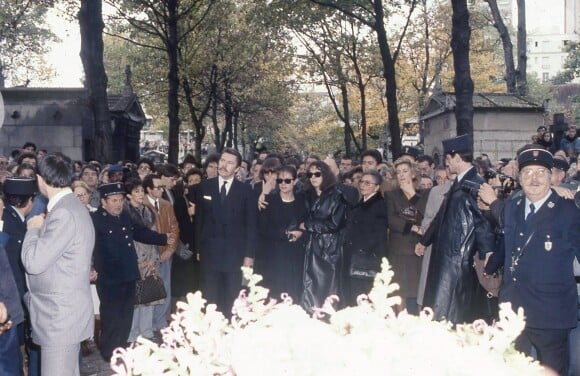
xmin=461 ymin=180 xmax=481 ymax=199
xmin=484 ymin=168 xmax=516 ymax=198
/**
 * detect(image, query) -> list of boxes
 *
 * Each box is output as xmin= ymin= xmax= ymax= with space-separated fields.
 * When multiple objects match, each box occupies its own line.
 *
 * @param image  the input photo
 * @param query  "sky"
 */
xmin=38 ymin=6 xmax=84 ymax=87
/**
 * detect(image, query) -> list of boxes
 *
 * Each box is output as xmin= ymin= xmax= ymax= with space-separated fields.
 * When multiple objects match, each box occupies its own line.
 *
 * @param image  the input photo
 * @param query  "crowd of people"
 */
xmin=0 ymin=126 xmax=579 ymax=375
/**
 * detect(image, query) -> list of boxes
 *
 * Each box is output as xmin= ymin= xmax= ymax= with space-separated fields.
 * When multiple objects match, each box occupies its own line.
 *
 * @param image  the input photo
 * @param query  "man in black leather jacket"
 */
xmin=415 ymin=135 xmax=495 ymax=324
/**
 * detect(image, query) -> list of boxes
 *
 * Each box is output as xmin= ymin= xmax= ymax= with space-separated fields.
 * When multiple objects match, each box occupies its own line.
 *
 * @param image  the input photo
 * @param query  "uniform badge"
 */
xmin=544 ymin=235 xmax=552 ymax=251
xmin=547 ymin=201 xmax=554 ymax=209
xmin=516 ymin=199 xmax=522 ymax=206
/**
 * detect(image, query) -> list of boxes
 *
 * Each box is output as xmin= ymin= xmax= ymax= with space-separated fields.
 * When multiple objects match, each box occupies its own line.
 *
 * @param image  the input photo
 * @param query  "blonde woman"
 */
xmin=384 ymin=157 xmax=428 ymax=314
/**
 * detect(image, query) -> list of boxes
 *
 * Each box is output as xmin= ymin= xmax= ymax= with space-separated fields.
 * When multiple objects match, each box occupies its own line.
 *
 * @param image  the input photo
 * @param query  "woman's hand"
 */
xmin=286 ymin=230 xmax=303 ymax=242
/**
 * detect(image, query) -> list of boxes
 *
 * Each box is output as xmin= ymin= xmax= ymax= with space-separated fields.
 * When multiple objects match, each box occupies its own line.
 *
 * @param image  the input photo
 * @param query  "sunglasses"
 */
xmin=276 ymin=178 xmax=293 ymax=184
xmin=307 ymin=172 xmax=322 ymax=178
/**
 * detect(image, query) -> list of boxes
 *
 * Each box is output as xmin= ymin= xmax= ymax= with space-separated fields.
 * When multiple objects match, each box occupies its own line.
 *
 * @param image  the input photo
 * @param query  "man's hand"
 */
xmin=0 ymin=302 xmax=7 ymax=323
xmin=484 ymin=252 xmax=493 ymax=268
xmin=27 ymin=214 xmax=45 ymax=229
xmin=187 ymin=201 xmax=196 ymax=216
xmin=0 ymin=301 xmax=11 ymax=335
xmin=478 ymin=183 xmax=497 ymax=206
xmin=243 ymin=257 xmax=254 ymax=268
xmin=166 ymin=233 xmax=176 ymax=246
xmin=89 ymin=269 xmax=98 ymax=282
xmin=414 ymin=243 xmax=426 ymax=256
xmin=552 ymin=185 xmax=574 ymax=200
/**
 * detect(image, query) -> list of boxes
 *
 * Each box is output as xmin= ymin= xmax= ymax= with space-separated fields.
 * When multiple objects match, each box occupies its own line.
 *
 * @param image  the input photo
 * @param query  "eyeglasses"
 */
xmin=359 ymin=180 xmax=377 ymax=186
xmin=263 ymin=169 xmax=277 ymax=174
xmin=520 ymin=167 xmax=550 ymax=179
xmin=75 ymin=193 xmax=88 ymax=198
xmin=306 ymin=172 xmax=322 ymax=178
xmin=276 ymin=178 xmax=294 ymax=184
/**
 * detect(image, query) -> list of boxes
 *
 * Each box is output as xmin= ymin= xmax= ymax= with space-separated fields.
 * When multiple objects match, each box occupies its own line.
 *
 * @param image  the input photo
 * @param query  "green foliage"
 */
xmin=553 ymin=41 xmax=580 ymax=84
xmin=0 ymin=0 xmax=58 ymax=86
xmin=103 ymin=0 xmax=297 ymax=155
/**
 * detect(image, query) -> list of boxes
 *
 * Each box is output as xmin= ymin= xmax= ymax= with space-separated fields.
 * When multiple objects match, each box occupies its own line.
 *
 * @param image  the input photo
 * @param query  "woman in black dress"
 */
xmin=257 ymin=165 xmax=306 ymax=301
xmin=299 ymin=160 xmax=348 ymax=314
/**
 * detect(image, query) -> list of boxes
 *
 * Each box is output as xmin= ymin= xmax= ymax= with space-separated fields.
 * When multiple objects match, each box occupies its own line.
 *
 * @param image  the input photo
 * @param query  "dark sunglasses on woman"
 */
xmin=306 ymin=172 xmax=322 ymax=178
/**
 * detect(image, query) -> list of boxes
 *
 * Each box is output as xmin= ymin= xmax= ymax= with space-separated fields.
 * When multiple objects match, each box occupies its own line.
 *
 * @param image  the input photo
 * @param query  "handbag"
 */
xmin=135 ymin=275 xmax=167 ymax=305
xmin=473 ymin=257 xmax=502 ymax=298
xmin=174 ymin=240 xmax=194 ymax=260
xmin=349 ymin=249 xmax=380 ymax=279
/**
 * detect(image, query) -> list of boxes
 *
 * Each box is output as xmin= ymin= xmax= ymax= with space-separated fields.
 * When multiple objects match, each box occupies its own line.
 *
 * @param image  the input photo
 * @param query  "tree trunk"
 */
xmin=166 ymin=0 xmax=180 ymax=164
xmin=79 ymin=0 xmax=111 ymax=162
xmin=340 ymin=82 xmax=352 ymax=158
xmin=222 ymin=85 xmax=233 ymax=149
xmin=516 ymin=0 xmax=528 ymax=96
xmin=372 ymin=0 xmax=401 ymax=158
xmin=182 ymin=76 xmax=207 ymax=162
xmin=211 ymin=89 xmax=220 ymax=152
xmin=232 ymin=107 xmax=239 ymax=149
xmin=486 ymin=0 xmax=516 ymax=93
xmin=451 ymin=0 xmax=474 ymax=141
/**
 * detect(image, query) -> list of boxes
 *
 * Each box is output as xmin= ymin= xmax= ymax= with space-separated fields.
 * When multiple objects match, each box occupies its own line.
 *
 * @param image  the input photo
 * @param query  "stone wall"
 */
xmin=424 ymin=111 xmax=545 ymax=163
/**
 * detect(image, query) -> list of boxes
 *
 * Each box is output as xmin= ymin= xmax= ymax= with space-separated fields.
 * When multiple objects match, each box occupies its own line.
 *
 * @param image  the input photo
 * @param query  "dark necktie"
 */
xmin=526 ymin=203 xmax=535 ymax=222
xmin=220 ymin=181 xmax=227 ymax=202
xmin=155 ymin=200 xmax=159 ymax=213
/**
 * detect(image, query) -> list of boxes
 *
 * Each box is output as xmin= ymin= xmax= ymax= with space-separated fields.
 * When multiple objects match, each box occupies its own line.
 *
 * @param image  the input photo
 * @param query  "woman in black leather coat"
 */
xmin=300 ymin=160 xmax=348 ymax=314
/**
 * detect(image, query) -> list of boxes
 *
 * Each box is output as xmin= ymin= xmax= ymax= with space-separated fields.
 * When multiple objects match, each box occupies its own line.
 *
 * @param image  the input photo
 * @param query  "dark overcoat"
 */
xmin=422 ymin=167 xmax=496 ymax=324
xmin=301 ymin=186 xmax=348 ymax=313
xmin=193 ymin=177 xmax=258 ymax=272
xmin=385 ymin=189 xmax=428 ymax=298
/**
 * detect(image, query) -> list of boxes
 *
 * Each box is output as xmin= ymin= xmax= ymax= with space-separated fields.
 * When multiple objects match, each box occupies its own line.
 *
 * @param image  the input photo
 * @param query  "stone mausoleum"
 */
xmin=0 ymin=81 xmax=146 ymax=162
xmin=420 ymin=92 xmax=545 ymax=164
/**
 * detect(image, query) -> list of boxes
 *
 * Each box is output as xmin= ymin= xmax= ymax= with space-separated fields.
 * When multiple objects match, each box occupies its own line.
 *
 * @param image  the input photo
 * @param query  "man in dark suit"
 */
xmin=500 ymin=148 xmax=580 ymax=375
xmin=194 ymin=148 xmax=257 ymax=316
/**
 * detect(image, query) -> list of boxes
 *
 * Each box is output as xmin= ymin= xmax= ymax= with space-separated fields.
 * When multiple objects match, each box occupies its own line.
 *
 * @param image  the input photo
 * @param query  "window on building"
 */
xmin=541 ymin=56 xmax=550 ymax=69
xmin=542 ymin=72 xmax=550 ymax=82
xmin=534 ymin=41 xmax=538 ymax=48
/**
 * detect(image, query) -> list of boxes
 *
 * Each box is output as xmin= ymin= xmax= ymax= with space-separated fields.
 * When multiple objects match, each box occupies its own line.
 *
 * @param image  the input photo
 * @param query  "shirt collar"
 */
xmin=456 ymin=166 xmax=474 ymax=183
xmin=47 ymin=188 xmax=73 ymax=212
xmin=525 ymin=190 xmax=552 ymax=212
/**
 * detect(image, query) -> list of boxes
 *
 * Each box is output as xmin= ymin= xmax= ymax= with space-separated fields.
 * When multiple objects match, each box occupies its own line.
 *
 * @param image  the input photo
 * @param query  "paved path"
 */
xmin=80 ymin=341 xmax=114 ymax=376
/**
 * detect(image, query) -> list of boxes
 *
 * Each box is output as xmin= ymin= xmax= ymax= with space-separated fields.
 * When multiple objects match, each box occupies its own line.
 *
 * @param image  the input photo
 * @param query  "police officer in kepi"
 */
xmin=91 ymin=182 xmax=172 ymax=361
xmin=499 ymin=148 xmax=580 ymax=375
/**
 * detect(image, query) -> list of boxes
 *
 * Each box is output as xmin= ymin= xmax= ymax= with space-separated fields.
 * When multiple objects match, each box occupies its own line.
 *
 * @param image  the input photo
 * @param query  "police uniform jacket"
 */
xmin=92 ymin=206 xmax=167 ymax=285
xmin=2 ymin=205 xmax=27 ymax=299
xmin=500 ymin=190 xmax=580 ymax=329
